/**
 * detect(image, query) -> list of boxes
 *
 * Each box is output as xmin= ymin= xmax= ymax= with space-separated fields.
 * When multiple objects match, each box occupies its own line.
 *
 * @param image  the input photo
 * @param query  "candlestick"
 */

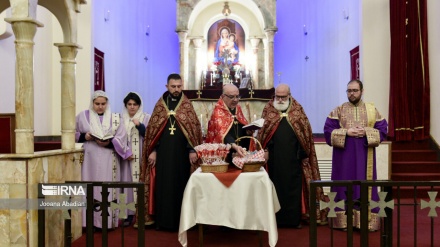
xmin=200 ymin=113 xmax=203 ymax=128
xmin=201 ymin=71 xmax=205 ymax=90
xmin=249 ymin=72 xmax=253 ymax=90
xmin=210 ymin=72 xmax=213 ymax=86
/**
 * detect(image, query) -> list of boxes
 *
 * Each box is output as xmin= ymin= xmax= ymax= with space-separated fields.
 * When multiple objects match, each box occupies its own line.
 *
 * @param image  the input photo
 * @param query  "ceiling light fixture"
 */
xmin=222 ymin=2 xmax=231 ymax=17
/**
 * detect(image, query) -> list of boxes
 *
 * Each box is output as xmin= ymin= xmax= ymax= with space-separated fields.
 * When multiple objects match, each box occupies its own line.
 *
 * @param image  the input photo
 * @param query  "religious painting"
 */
xmin=207 ymin=19 xmax=245 ymax=70
xmin=350 ymin=46 xmax=360 ymax=80
xmin=94 ymin=48 xmax=105 ymax=91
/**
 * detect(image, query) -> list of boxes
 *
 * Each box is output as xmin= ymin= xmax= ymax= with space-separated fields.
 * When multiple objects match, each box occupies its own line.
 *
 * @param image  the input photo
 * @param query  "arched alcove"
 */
xmin=178 ymin=0 xmax=276 ymax=90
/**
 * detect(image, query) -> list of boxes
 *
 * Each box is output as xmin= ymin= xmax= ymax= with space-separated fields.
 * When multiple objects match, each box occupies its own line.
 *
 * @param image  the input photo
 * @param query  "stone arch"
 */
xmin=177 ymin=0 xmax=277 ymax=89
xmin=178 ymin=0 xmax=273 ymax=32
xmin=2 ymin=0 xmax=85 ymax=153
xmin=38 ymin=0 xmax=83 ymax=43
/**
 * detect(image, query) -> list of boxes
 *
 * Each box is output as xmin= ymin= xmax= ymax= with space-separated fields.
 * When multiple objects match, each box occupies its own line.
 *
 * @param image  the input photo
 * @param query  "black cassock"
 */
xmin=266 ymin=116 xmax=306 ymax=227
xmin=154 ymin=98 xmax=191 ymax=230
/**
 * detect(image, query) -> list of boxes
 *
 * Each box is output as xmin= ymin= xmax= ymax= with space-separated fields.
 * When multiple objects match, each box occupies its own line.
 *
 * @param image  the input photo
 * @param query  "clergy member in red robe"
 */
xmin=138 ymin=74 xmax=202 ymax=230
xmin=206 ymin=84 xmax=251 ymax=158
xmin=258 ymin=84 xmax=328 ymax=227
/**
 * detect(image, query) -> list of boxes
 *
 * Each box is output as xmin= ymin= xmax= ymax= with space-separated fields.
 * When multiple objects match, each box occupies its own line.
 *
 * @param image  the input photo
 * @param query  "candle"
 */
xmin=200 ymin=114 xmax=203 ymax=128
xmin=253 ymin=114 xmax=257 ymax=121
xmin=200 ymin=75 xmax=203 ymax=90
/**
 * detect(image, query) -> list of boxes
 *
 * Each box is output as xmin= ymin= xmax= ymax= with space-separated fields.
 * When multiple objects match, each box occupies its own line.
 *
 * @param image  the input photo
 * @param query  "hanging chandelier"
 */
xmin=222 ymin=2 xmax=231 ymax=16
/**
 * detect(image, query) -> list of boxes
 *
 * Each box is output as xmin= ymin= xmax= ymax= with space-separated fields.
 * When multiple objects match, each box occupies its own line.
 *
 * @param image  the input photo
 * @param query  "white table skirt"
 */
xmin=178 ymin=167 xmax=280 ymax=247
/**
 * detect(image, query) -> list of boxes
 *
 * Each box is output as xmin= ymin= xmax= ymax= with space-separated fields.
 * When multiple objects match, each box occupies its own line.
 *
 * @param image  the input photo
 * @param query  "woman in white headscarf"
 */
xmin=75 ymin=90 xmax=132 ymax=229
xmin=120 ymin=92 xmax=151 ymax=227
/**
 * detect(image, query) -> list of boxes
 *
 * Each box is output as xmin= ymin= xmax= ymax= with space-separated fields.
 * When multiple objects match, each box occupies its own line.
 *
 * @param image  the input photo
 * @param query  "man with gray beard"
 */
xmin=257 ymin=84 xmax=327 ymax=228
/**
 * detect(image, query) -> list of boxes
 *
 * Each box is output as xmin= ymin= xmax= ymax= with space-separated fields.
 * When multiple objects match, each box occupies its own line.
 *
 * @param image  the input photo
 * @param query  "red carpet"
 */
xmin=72 ymin=200 xmax=439 ymax=247
xmin=69 ymin=224 xmax=392 ymax=246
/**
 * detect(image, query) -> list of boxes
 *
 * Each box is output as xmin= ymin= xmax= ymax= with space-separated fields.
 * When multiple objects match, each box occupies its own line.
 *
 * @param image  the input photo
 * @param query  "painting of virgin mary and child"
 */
xmin=208 ymin=20 xmax=245 ymax=67
xmin=215 ymin=28 xmax=239 ymax=63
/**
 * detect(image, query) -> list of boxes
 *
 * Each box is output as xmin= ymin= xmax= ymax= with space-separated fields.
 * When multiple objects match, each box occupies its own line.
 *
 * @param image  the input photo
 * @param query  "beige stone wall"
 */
xmin=0 ymin=150 xmax=83 ymax=247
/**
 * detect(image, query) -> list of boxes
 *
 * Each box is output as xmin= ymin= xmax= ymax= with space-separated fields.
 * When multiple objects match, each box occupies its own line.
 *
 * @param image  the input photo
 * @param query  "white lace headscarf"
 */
xmin=89 ymin=90 xmax=112 ymax=137
xmin=122 ymin=92 xmax=144 ymax=136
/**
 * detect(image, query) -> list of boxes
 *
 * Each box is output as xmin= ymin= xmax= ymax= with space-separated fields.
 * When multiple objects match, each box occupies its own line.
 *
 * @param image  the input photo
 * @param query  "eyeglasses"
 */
xmin=346 ymin=89 xmax=360 ymax=93
xmin=274 ymin=95 xmax=289 ymax=100
xmin=223 ymin=94 xmax=241 ymax=100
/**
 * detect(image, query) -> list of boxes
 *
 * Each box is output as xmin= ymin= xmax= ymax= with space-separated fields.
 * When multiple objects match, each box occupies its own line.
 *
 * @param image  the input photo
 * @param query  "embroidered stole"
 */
xmin=365 ymin=103 xmax=376 ymax=220
xmin=111 ymin=113 xmax=120 ymax=227
xmin=130 ymin=113 xmax=145 ymax=204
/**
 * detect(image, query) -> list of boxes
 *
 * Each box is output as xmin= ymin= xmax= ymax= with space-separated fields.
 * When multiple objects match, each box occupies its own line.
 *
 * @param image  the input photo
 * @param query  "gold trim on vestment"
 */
xmin=332 ymin=210 xmax=380 ymax=231
xmin=354 ymin=211 xmax=380 ymax=231
xmin=365 ymin=103 xmax=376 ymax=221
xmin=330 ymin=128 xmax=347 ymax=148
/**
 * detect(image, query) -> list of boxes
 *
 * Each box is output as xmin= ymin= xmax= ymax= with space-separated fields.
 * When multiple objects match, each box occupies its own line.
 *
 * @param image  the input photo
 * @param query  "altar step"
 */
xmin=390 ymin=139 xmax=440 ymax=198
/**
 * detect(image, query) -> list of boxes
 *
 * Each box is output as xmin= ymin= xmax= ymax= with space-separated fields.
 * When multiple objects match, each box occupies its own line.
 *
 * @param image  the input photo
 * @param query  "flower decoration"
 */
xmin=233 ymin=63 xmax=241 ymax=71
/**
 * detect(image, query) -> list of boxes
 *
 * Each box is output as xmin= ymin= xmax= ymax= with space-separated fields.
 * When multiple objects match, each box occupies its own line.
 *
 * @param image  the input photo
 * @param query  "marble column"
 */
xmin=264 ymin=29 xmax=277 ymax=89
xmin=262 ymin=38 xmax=268 ymax=89
xmin=55 ymin=43 xmax=81 ymax=150
xmin=5 ymin=17 xmax=43 ymax=154
xmin=192 ymin=37 xmax=204 ymax=90
xmin=177 ymin=30 xmax=188 ymax=89
xmin=249 ymin=38 xmax=261 ymax=89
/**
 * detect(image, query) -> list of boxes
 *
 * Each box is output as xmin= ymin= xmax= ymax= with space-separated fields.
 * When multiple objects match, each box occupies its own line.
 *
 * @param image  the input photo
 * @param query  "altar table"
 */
xmin=178 ymin=167 xmax=280 ymax=247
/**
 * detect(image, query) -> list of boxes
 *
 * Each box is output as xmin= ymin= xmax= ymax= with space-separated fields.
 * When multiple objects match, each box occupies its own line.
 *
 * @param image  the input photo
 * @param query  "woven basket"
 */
xmin=200 ymin=163 xmax=229 ymax=173
xmin=235 ymin=136 xmax=265 ymax=172
xmin=242 ymin=161 xmax=264 ymax=172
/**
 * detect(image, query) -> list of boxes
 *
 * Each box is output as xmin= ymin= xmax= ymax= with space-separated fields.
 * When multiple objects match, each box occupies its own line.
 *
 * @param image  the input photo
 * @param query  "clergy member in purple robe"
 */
xmin=324 ymin=79 xmax=388 ymax=232
xmin=76 ymin=90 xmax=132 ymax=229
xmin=120 ymin=92 xmax=150 ymax=227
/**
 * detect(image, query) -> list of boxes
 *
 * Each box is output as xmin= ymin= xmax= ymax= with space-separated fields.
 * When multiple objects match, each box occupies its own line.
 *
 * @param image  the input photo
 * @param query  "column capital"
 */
xmin=5 ymin=17 xmax=43 ymax=27
xmin=264 ymin=28 xmax=277 ymax=43
xmin=176 ymin=30 xmax=188 ymax=43
xmin=249 ymin=38 xmax=261 ymax=48
xmin=191 ymin=37 xmax=204 ymax=49
xmin=54 ymin=43 xmax=82 ymax=49
xmin=5 ymin=17 xmax=43 ymax=42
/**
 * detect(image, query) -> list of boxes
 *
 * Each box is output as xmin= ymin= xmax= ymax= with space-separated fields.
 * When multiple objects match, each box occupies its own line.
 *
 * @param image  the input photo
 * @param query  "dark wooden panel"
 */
xmin=0 ymin=114 xmax=15 ymax=153
xmin=184 ymin=88 xmax=275 ymax=101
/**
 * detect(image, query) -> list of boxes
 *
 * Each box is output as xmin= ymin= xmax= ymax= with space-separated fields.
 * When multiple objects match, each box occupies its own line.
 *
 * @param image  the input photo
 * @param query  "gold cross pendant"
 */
xmin=169 ymin=126 xmax=176 ymax=135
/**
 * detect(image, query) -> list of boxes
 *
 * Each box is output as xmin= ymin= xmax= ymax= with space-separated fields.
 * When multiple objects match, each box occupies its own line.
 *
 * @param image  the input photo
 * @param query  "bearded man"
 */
xmin=258 ymin=84 xmax=327 ymax=228
xmin=324 ymin=79 xmax=388 ymax=231
xmin=139 ymin=73 xmax=202 ymax=231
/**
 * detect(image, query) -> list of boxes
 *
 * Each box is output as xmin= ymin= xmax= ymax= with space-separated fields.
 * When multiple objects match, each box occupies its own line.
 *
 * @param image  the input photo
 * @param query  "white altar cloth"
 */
xmin=178 ymin=167 xmax=280 ymax=246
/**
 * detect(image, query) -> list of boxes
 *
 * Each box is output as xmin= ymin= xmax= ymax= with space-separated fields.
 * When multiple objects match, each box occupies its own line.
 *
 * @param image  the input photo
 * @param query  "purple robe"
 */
xmin=120 ymin=113 xmax=151 ymax=216
xmin=324 ymin=101 xmax=388 ymax=210
xmin=75 ymin=110 xmax=132 ymax=228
